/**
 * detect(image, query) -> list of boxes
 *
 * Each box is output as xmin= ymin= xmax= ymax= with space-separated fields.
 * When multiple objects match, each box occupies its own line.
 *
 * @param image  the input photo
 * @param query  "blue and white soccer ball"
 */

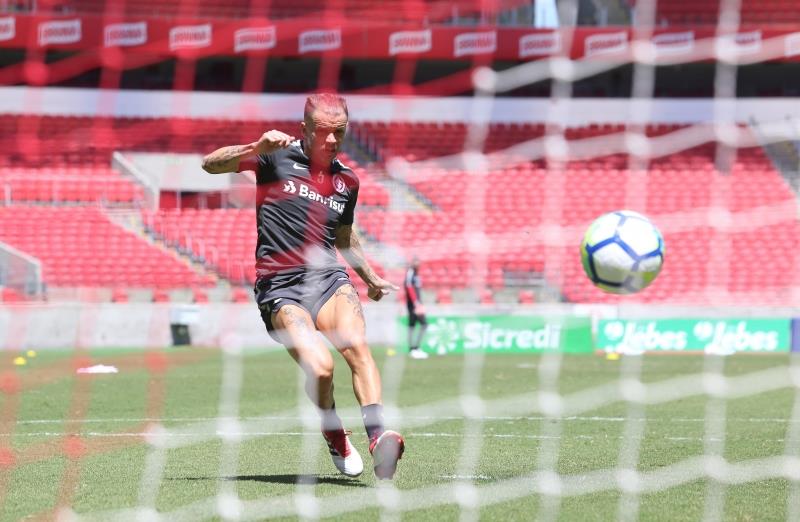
xmin=580 ymin=210 xmax=665 ymax=295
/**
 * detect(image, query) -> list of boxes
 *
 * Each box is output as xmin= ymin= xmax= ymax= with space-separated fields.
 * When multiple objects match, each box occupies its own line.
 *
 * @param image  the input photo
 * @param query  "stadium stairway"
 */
xmin=0 ymin=206 xmax=214 ymax=293
xmin=105 ymin=207 xmax=221 ymax=288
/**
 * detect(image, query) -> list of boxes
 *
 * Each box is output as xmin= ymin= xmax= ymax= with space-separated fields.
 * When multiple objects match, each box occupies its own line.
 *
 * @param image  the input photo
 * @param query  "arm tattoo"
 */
xmin=336 ymin=225 xmax=379 ymax=285
xmin=201 ymin=144 xmax=256 ymax=174
xmin=335 ymin=285 xmax=364 ymax=321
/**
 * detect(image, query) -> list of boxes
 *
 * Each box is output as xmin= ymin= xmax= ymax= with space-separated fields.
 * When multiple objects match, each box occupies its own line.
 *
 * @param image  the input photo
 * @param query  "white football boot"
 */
xmin=322 ymin=429 xmax=363 ymax=477
xmin=369 ymin=430 xmax=405 ymax=480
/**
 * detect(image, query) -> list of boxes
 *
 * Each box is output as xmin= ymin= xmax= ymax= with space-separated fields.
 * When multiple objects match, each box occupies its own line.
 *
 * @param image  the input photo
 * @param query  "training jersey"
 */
xmin=253 ymin=141 xmax=360 ymax=278
xmin=404 ymin=267 xmax=422 ymax=309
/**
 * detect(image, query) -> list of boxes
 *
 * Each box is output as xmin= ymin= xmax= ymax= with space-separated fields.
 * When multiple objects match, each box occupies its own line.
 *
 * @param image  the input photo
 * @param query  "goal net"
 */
xmin=1 ymin=0 xmax=800 ymax=520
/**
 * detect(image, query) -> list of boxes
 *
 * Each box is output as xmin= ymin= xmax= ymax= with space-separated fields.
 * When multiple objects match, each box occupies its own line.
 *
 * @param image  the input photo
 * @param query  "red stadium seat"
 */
xmin=152 ymin=290 xmax=170 ymax=303
xmin=111 ymin=288 xmax=128 ymax=303
xmin=436 ymin=288 xmax=453 ymax=304
xmin=518 ymin=290 xmax=535 ymax=304
xmin=231 ymin=287 xmax=251 ymax=303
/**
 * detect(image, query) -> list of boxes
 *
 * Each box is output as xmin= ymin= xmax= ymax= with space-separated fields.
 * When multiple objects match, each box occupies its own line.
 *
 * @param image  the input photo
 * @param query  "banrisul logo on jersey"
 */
xmin=398 ymin=315 xmax=593 ymax=354
xmin=597 ymin=318 xmax=791 ymax=354
xmin=282 ymin=180 xmax=345 ymax=214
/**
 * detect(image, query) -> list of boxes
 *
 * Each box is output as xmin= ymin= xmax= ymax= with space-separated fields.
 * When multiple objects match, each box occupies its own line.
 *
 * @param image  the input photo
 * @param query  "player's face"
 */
xmin=303 ymin=109 xmax=348 ymax=165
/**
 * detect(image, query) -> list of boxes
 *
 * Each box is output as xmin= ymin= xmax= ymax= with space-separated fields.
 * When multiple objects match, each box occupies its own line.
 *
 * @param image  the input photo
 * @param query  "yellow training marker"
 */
xmin=605 ymin=352 xmax=621 ymax=361
xmin=13 ymin=357 xmax=26 ymax=366
xmin=386 ymin=348 xmax=396 ymax=357
xmin=26 ymin=350 xmax=37 ymax=358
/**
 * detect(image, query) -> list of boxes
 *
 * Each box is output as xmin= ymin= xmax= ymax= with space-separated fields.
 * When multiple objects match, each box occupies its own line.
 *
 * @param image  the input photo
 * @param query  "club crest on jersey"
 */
xmin=332 ymin=175 xmax=347 ymax=194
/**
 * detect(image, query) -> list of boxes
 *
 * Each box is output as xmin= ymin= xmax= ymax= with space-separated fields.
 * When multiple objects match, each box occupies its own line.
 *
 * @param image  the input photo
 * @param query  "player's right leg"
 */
xmin=316 ymin=283 xmax=404 ymax=479
xmin=271 ymin=304 xmax=363 ymax=477
xmin=408 ymin=312 xmax=429 ymax=359
xmin=410 ymin=314 xmax=429 ymax=359
xmin=407 ymin=308 xmax=417 ymax=350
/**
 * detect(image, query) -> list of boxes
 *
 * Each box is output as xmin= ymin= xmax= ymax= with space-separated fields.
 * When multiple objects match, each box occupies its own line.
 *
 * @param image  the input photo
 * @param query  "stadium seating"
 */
xmin=144 ymin=207 xmax=388 ymax=298
xmin=630 ymin=0 xmax=800 ymax=24
xmin=0 ymin=287 xmax=26 ymax=303
xmin=0 ymin=206 xmax=211 ymax=289
xmin=0 ymin=168 xmax=143 ymax=204
xmin=3 ymin=113 xmax=796 ymax=306
xmin=0 ymin=115 xmax=389 ymax=206
xmin=353 ymin=121 xmax=800 ymax=305
xmin=0 ymin=115 xmax=300 ymax=168
xmin=36 ymin=0 xmax=532 ymax=22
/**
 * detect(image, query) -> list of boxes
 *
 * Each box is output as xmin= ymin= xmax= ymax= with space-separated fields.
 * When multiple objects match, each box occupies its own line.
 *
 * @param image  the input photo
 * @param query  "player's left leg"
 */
xmin=316 ymin=283 xmax=404 ymax=479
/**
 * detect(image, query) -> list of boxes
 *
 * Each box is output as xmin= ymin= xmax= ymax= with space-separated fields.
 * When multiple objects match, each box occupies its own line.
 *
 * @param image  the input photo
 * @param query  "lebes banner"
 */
xmin=397 ymin=315 xmax=593 ymax=355
xmin=1 ymin=15 xmax=800 ymax=61
xmin=597 ymin=318 xmax=791 ymax=354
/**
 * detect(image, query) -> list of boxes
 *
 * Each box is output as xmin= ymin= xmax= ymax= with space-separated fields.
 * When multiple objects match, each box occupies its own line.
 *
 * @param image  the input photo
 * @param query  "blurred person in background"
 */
xmin=405 ymin=256 xmax=429 ymax=359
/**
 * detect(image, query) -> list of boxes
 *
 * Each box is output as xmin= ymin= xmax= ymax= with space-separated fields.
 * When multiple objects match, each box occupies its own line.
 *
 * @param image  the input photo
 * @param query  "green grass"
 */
xmin=1 ymin=348 xmax=798 ymax=521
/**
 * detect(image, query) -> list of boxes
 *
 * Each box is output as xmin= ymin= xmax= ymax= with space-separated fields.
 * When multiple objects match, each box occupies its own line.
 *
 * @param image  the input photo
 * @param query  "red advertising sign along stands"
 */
xmin=1 ymin=15 xmax=799 ymax=62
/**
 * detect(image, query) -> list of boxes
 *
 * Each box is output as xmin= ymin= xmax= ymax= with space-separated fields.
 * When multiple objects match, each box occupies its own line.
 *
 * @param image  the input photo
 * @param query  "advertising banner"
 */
xmin=398 ymin=315 xmax=593 ymax=355
xmin=597 ymin=318 xmax=791 ymax=354
xmin=1 ymin=15 xmax=799 ymax=62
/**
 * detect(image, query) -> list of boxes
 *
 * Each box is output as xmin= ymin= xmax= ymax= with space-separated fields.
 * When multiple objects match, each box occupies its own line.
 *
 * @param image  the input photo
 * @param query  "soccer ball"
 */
xmin=580 ymin=210 xmax=665 ymax=295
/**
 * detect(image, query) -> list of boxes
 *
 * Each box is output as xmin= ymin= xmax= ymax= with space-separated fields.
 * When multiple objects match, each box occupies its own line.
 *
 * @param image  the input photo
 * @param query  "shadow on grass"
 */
xmin=170 ymin=474 xmax=368 ymax=487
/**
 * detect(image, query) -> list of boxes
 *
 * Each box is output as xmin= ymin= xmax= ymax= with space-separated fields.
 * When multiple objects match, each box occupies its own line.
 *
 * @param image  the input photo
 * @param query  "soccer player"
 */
xmin=201 ymin=93 xmax=404 ymax=480
xmin=404 ymin=257 xmax=429 ymax=359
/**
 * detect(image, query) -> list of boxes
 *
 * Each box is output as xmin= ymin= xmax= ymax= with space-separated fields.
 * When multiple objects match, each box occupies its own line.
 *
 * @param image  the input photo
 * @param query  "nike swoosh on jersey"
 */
xmin=292 ymin=163 xmax=308 ymax=170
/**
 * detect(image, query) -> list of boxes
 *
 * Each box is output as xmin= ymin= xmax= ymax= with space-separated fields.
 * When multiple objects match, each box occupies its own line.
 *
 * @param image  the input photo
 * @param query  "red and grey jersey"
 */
xmin=404 ymin=267 xmax=422 ymax=308
xmin=253 ymin=141 xmax=359 ymax=278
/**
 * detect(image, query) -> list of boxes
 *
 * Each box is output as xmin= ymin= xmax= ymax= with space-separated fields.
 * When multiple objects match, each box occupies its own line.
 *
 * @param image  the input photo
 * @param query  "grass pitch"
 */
xmin=1 ymin=347 xmax=796 ymax=521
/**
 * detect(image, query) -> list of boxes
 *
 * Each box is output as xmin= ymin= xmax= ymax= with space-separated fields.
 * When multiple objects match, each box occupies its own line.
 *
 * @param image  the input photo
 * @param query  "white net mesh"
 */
xmin=3 ymin=0 xmax=800 ymax=520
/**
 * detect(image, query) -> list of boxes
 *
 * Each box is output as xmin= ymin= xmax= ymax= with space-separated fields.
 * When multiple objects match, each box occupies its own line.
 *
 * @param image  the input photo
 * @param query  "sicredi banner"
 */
xmin=0 ymin=17 xmax=15 ymax=42
xmin=453 ymin=31 xmax=496 ymax=57
xmin=734 ymin=30 xmax=762 ymax=54
xmin=299 ymin=29 xmax=341 ymax=53
xmin=389 ymin=29 xmax=431 ymax=55
xmin=518 ymin=32 xmax=560 ymax=58
xmin=584 ymin=31 xmax=628 ymax=57
xmin=785 ymin=32 xmax=800 ymax=57
xmin=169 ymin=24 xmax=211 ymax=50
xmin=234 ymin=26 xmax=276 ymax=52
xmin=597 ymin=319 xmax=791 ymax=354
xmin=104 ymin=22 xmax=147 ymax=47
xmin=38 ymin=19 xmax=81 ymax=46
xmin=652 ymin=31 xmax=694 ymax=56
xmin=398 ymin=315 xmax=593 ymax=354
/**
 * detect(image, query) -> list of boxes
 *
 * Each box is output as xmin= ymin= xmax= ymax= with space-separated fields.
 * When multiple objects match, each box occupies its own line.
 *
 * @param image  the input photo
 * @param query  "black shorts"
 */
xmin=407 ymin=305 xmax=427 ymax=327
xmin=254 ymin=268 xmax=353 ymax=342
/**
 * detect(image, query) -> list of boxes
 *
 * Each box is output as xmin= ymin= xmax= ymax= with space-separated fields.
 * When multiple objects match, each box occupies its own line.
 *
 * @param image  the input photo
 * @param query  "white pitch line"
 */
xmin=440 ymin=474 xmax=494 ymax=481
xmin=0 ymin=431 xmax=788 ymax=443
xmin=11 ymin=415 xmax=800 ymax=424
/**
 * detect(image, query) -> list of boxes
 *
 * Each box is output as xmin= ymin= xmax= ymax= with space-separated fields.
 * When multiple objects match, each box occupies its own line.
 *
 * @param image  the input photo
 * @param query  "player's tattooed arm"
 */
xmin=335 ymin=224 xmax=399 ymax=301
xmin=201 ymin=130 xmax=295 ymax=174
xmin=201 ymin=144 xmax=257 ymax=174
